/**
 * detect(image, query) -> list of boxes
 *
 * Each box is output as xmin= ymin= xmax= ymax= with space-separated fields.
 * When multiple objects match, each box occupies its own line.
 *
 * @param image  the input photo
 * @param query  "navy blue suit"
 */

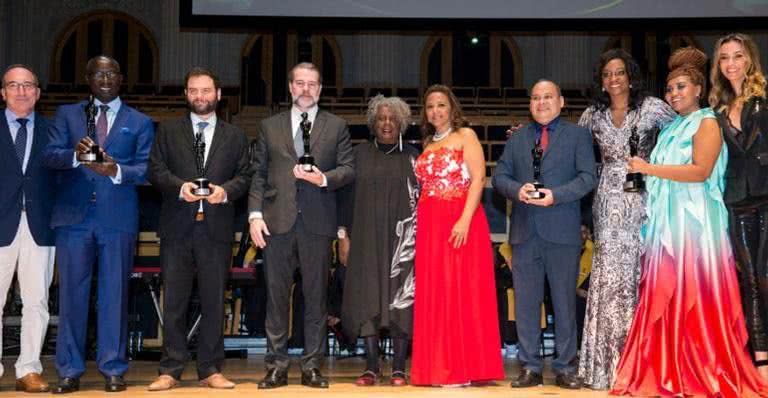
xmin=42 ymin=100 xmax=153 ymax=378
xmin=492 ymin=119 xmax=596 ymax=375
xmin=0 ymin=111 xmax=54 ymax=247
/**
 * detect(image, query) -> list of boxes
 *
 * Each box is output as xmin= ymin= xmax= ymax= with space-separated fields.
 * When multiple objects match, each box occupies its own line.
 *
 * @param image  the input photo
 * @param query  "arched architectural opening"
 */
xmin=420 ymin=33 xmax=523 ymax=89
xmin=256 ymin=32 xmax=342 ymax=106
xmin=50 ymin=10 xmax=158 ymax=91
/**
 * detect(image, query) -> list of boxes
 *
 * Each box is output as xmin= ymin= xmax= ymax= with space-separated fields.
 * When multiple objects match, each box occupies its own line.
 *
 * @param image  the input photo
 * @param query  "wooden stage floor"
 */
xmin=0 ymin=355 xmax=611 ymax=397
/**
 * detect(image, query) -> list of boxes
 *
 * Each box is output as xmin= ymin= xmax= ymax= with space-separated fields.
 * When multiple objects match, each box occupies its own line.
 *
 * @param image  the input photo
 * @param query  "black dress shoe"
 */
xmin=510 ymin=368 xmax=543 ymax=388
xmin=105 ymin=375 xmax=127 ymax=392
xmin=52 ymin=377 xmax=80 ymax=394
xmin=301 ymin=368 xmax=329 ymax=388
xmin=555 ymin=373 xmax=582 ymax=389
xmin=258 ymin=368 xmax=288 ymax=389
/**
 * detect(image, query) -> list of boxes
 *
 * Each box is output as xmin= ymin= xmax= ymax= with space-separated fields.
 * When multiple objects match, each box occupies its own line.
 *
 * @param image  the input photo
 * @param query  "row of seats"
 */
xmin=45 ymin=82 xmax=241 ymax=97
xmin=321 ymin=86 xmax=588 ymax=105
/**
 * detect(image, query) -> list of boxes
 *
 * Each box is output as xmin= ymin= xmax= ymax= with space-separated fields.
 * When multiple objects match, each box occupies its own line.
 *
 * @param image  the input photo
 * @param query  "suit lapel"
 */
xmin=29 ymin=114 xmax=46 ymax=166
xmin=542 ymin=123 xmax=563 ymax=161
xmin=206 ymin=119 xmax=225 ymax=170
xmin=0 ymin=111 xmax=22 ymax=174
xmin=180 ymin=116 xmax=195 ymax=155
xmin=78 ymin=101 xmax=89 ymax=141
xmin=282 ymin=112 xmax=297 ymax=158
xmin=104 ymin=104 xmax=129 ymax=150
xmin=310 ymin=111 xmax=326 ymax=151
xmin=743 ymin=98 xmax=763 ymax=151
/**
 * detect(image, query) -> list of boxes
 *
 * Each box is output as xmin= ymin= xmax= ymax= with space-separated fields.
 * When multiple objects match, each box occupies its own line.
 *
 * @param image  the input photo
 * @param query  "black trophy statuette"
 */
xmin=528 ymin=138 xmax=546 ymax=200
xmin=624 ymin=128 xmax=645 ymax=193
xmin=192 ymin=131 xmax=210 ymax=196
xmin=79 ymin=95 xmax=103 ymax=163
xmin=298 ymin=113 xmax=315 ymax=172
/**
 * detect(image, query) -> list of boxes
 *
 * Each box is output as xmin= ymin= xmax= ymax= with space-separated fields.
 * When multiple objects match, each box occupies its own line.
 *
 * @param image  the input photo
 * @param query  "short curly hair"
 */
xmin=366 ymin=94 xmax=411 ymax=135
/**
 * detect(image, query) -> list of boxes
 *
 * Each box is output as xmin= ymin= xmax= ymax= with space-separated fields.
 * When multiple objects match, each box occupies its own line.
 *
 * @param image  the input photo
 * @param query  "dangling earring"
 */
xmin=601 ymin=87 xmax=606 ymax=92
xmin=398 ymin=132 xmax=403 ymax=152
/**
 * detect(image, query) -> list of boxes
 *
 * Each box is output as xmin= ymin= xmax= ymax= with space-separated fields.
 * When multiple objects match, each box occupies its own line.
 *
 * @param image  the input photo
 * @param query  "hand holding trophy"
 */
xmin=77 ymin=95 xmax=104 ymax=163
xmin=298 ymin=112 xmax=315 ymax=172
xmin=192 ymin=129 xmax=211 ymax=196
xmin=623 ymin=128 xmax=645 ymax=193
xmin=527 ymin=138 xmax=546 ymax=200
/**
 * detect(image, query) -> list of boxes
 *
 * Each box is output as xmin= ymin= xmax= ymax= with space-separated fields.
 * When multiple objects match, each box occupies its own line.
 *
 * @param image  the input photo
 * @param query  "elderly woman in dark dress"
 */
xmin=338 ymin=95 xmax=419 ymax=387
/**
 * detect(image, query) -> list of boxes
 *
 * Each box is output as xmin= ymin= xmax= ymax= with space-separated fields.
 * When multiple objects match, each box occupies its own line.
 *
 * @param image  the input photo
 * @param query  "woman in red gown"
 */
xmin=411 ymin=84 xmax=505 ymax=386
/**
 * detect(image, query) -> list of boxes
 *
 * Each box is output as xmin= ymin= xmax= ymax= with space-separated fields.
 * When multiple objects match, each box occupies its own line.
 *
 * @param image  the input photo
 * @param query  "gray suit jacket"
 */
xmin=248 ymin=109 xmax=355 ymax=237
xmin=492 ymin=120 xmax=596 ymax=245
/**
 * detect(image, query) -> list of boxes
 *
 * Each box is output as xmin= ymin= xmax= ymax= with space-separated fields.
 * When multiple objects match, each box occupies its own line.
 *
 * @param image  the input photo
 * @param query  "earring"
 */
xmin=629 ymin=84 xmax=633 ymax=89
xmin=601 ymin=87 xmax=606 ymax=92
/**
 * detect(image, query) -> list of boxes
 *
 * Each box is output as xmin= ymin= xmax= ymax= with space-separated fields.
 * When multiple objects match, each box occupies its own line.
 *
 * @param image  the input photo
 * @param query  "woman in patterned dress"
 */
xmin=577 ymin=48 xmax=675 ymax=390
xmin=410 ymin=85 xmax=504 ymax=386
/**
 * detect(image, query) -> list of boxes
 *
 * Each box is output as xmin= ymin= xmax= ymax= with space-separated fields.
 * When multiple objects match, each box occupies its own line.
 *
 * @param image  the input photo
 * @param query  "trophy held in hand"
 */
xmin=527 ymin=138 xmax=546 ymax=200
xmin=192 ymin=129 xmax=210 ymax=196
xmin=623 ymin=128 xmax=645 ymax=193
xmin=298 ymin=112 xmax=315 ymax=172
xmin=78 ymin=95 xmax=104 ymax=163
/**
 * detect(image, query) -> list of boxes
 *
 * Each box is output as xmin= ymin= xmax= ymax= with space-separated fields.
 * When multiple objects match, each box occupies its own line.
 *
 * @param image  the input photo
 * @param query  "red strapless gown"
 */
xmin=410 ymin=147 xmax=504 ymax=385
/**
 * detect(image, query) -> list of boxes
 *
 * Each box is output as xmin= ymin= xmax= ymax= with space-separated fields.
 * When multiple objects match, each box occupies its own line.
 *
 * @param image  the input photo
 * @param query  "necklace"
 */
xmin=374 ymin=138 xmax=398 ymax=155
xmin=432 ymin=127 xmax=453 ymax=142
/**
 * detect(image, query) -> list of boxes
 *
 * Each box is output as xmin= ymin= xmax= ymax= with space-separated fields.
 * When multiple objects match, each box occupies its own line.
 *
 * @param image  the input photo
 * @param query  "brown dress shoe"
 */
xmin=199 ymin=373 xmax=235 ymax=389
xmin=147 ymin=375 xmax=178 ymax=391
xmin=15 ymin=372 xmax=50 ymax=393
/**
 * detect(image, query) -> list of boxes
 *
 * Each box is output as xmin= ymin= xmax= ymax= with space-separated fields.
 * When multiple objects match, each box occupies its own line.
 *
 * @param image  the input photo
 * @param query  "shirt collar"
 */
xmin=5 ymin=108 xmax=35 ymax=126
xmin=534 ymin=116 xmax=560 ymax=133
xmin=94 ymin=96 xmax=122 ymax=113
xmin=292 ymin=105 xmax=319 ymax=123
xmin=190 ymin=112 xmax=217 ymax=130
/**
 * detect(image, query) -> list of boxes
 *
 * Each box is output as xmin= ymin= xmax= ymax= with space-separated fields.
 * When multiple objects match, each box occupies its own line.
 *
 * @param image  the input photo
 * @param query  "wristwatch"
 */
xmin=337 ymin=227 xmax=347 ymax=239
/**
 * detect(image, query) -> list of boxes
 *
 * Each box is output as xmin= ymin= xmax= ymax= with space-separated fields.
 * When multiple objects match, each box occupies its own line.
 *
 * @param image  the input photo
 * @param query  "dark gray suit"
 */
xmin=492 ymin=118 xmax=596 ymax=375
xmin=248 ymin=109 xmax=354 ymax=371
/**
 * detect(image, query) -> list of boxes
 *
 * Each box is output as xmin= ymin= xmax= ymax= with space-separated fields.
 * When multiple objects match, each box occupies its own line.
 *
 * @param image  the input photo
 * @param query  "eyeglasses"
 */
xmin=3 ymin=81 xmax=37 ymax=91
xmin=601 ymin=70 xmax=627 ymax=79
xmin=89 ymin=71 xmax=120 ymax=80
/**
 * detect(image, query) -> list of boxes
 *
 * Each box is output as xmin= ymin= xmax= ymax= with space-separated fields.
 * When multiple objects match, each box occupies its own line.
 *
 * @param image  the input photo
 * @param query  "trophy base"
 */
xmin=79 ymin=153 xmax=103 ymax=163
xmin=193 ymin=178 xmax=211 ymax=197
xmin=299 ymin=155 xmax=315 ymax=172
xmin=527 ymin=190 xmax=546 ymax=200
xmin=623 ymin=174 xmax=645 ymax=193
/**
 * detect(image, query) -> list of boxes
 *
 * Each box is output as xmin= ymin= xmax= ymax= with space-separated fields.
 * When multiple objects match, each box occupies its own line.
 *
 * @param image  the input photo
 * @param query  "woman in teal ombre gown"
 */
xmin=611 ymin=47 xmax=768 ymax=397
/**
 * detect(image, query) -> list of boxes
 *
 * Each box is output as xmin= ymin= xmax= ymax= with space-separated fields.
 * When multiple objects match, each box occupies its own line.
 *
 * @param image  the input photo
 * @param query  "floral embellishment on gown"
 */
xmin=414 ymin=146 xmax=470 ymax=200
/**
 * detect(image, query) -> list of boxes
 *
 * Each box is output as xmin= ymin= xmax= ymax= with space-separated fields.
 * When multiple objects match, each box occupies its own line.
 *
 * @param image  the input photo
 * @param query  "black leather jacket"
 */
xmin=717 ymin=96 xmax=768 ymax=205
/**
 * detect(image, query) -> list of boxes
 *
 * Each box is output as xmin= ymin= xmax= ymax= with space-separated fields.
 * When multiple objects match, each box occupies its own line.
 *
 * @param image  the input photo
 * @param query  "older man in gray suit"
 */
xmin=248 ymin=62 xmax=354 ymax=389
xmin=492 ymin=79 xmax=596 ymax=390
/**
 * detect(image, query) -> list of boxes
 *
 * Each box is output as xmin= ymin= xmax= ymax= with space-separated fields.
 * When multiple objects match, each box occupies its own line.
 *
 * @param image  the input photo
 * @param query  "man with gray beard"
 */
xmin=248 ymin=62 xmax=354 ymax=389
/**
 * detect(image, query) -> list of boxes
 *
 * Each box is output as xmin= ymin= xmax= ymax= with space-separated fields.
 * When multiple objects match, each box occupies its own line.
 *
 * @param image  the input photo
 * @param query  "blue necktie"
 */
xmin=15 ymin=118 xmax=28 ymax=165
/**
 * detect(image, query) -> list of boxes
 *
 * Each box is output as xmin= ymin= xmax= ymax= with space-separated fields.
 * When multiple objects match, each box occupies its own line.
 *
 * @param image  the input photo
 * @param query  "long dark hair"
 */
xmin=419 ymin=84 xmax=469 ymax=142
xmin=589 ymin=48 xmax=646 ymax=111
